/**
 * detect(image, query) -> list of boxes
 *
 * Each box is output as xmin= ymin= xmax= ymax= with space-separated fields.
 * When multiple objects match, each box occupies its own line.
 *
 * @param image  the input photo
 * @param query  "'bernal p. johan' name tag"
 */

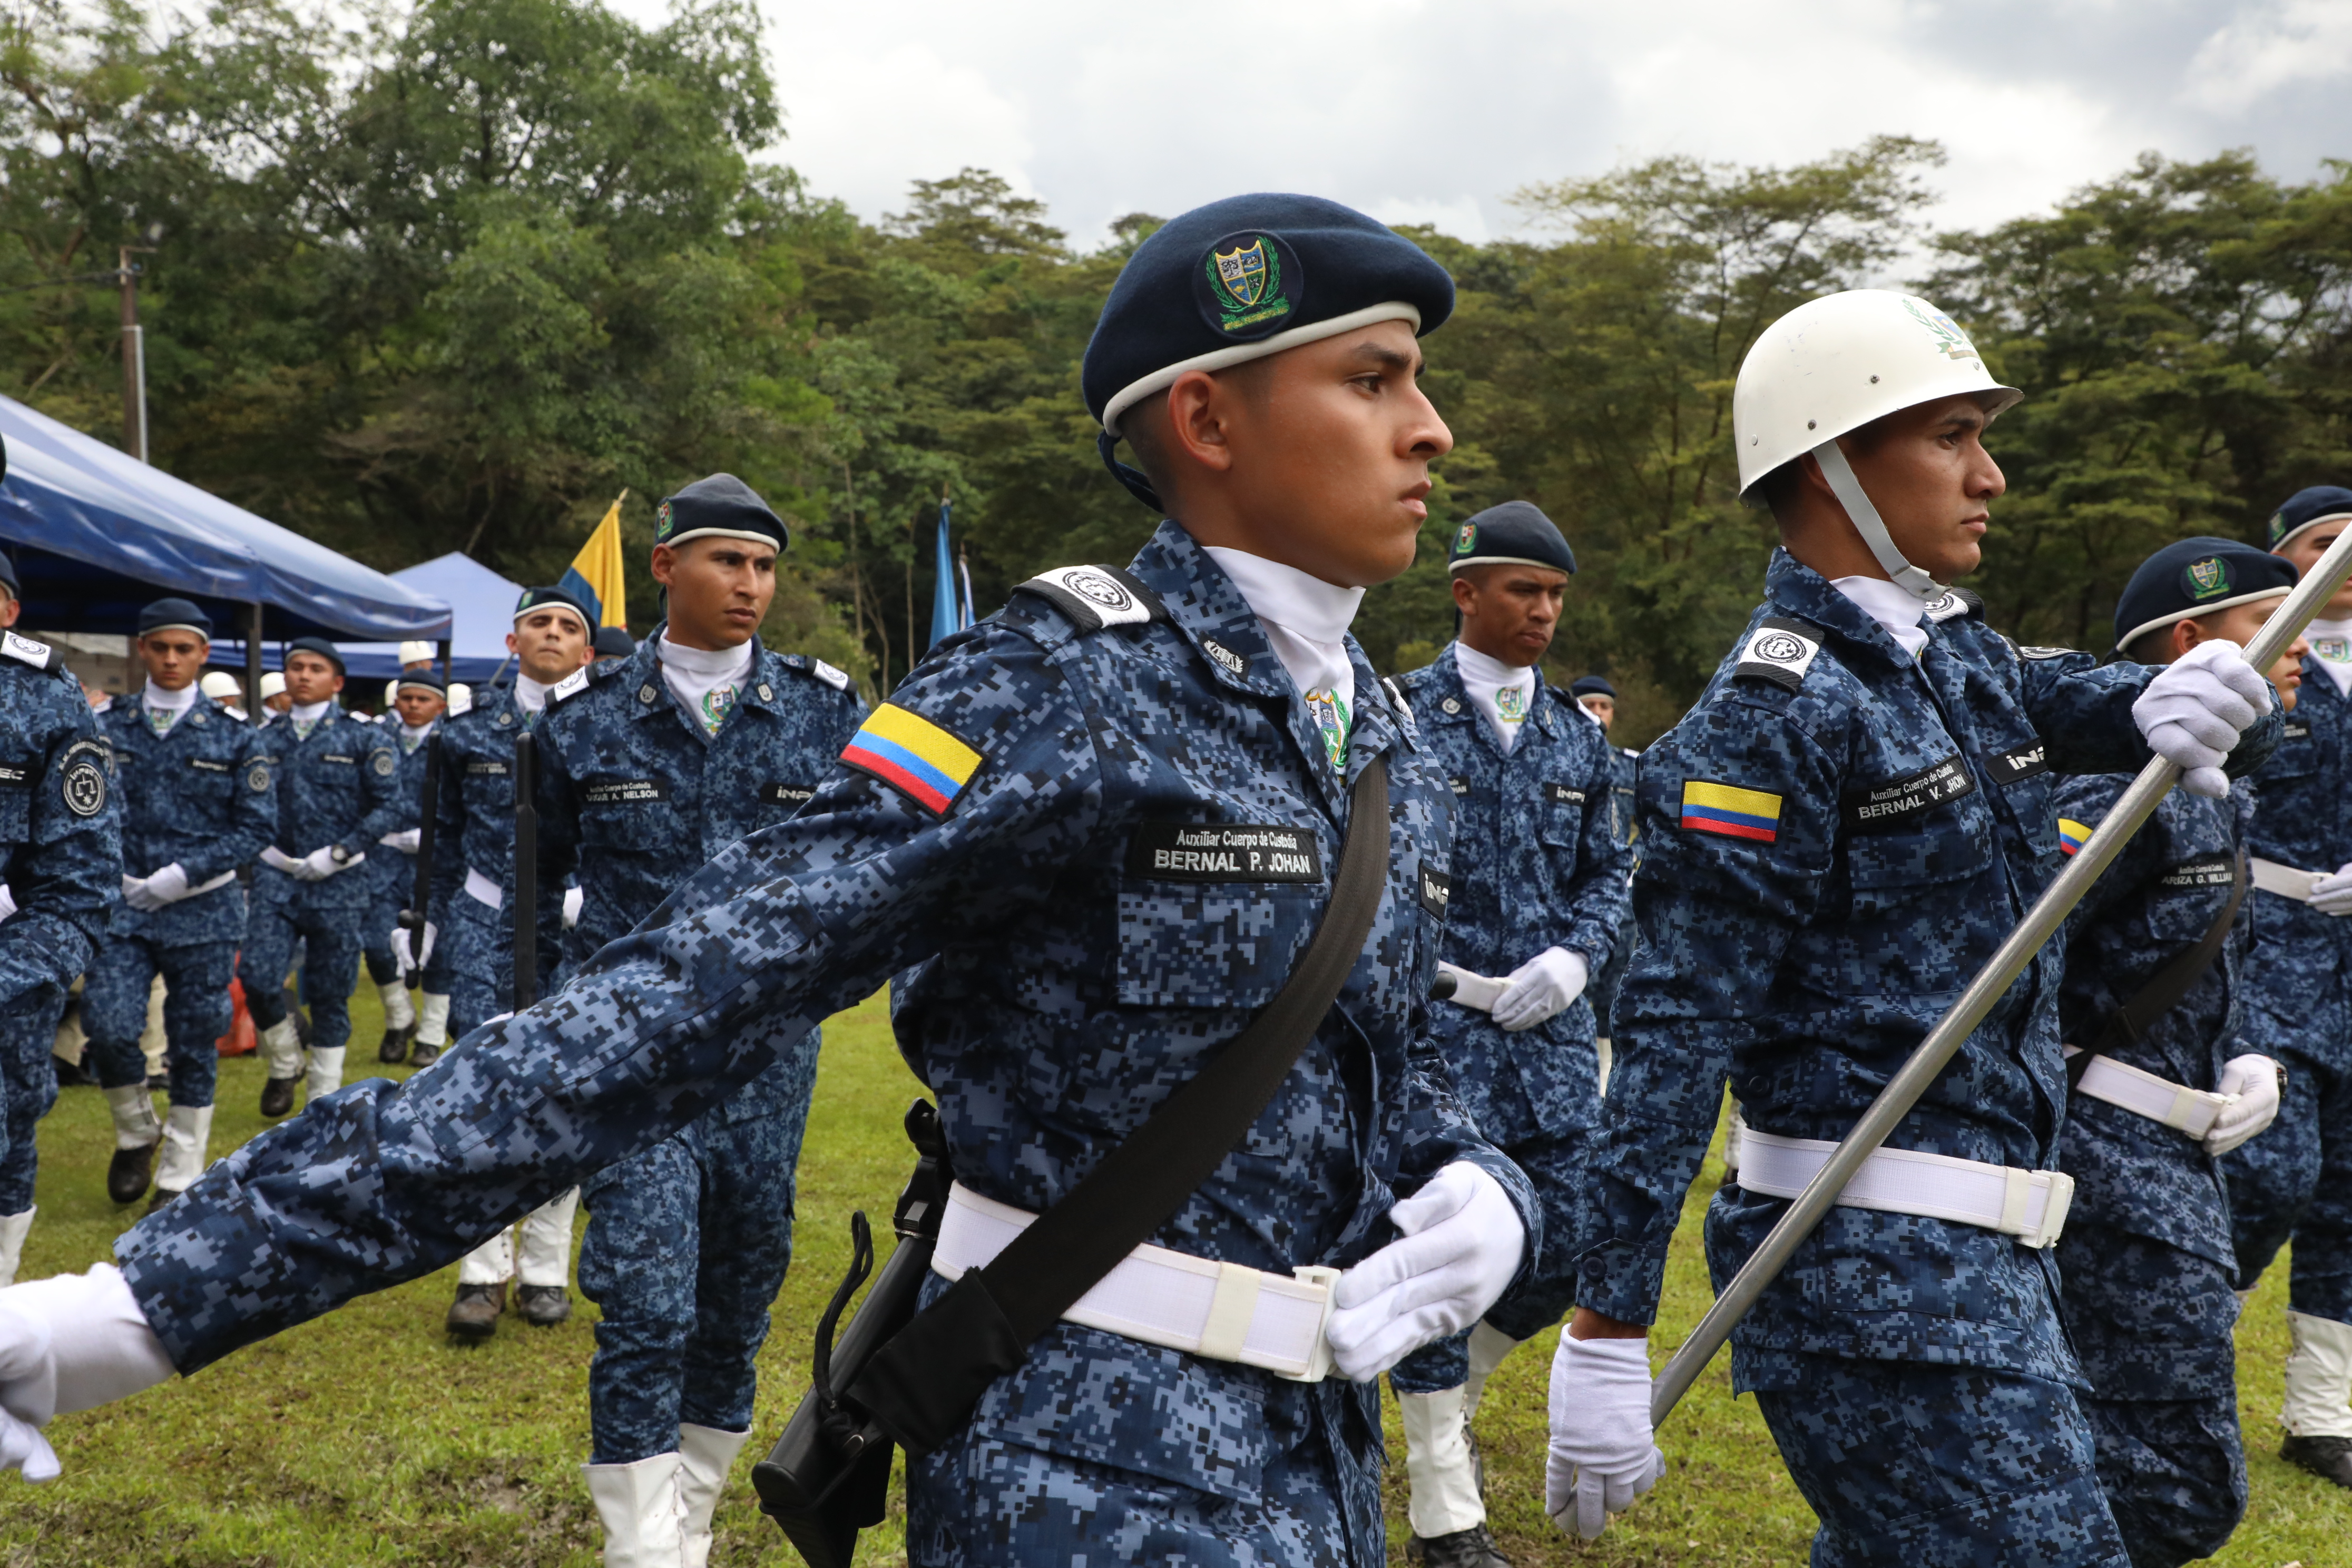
xmin=584 ymin=778 xmax=671 ymax=806
xmin=1841 ymin=753 xmax=1976 ymax=830
xmin=1125 ymin=821 xmax=1324 ymax=884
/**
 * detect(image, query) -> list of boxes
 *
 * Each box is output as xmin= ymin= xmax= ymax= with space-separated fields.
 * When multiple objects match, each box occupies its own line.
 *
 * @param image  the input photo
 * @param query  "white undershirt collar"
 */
xmin=289 ymin=698 xmax=333 ymax=724
xmin=656 ymin=632 xmax=757 ymax=734
xmin=513 ymin=674 xmax=554 ymax=716
xmin=1203 ymin=547 xmax=1363 ymax=703
xmin=1831 ymin=574 xmax=1931 ymax=660
xmin=1452 ymin=640 xmax=1538 ymax=753
xmin=2307 ymin=615 xmax=2352 ymax=695
xmin=141 ymin=679 xmax=198 ymax=715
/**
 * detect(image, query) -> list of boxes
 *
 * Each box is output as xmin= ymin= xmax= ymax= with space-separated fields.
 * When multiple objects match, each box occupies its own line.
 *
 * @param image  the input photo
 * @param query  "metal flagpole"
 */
xmin=1651 ymin=520 xmax=2352 ymax=1427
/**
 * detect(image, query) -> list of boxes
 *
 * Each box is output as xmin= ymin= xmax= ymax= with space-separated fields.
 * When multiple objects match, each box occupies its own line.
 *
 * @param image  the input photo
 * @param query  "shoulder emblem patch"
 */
xmin=841 ymin=703 xmax=982 ymax=816
xmin=2016 ymin=645 xmax=2075 ymax=661
xmin=247 ymin=761 xmax=272 ymax=792
xmin=1734 ymin=616 xmax=1822 ymax=691
xmin=809 ymin=659 xmax=850 ymax=691
xmin=1680 ymin=780 xmax=1781 ymax=844
xmin=1 ymin=630 xmax=55 ymax=672
xmin=1013 ymin=565 xmax=1165 ymax=634
xmin=60 ymin=737 xmax=110 ymax=817
xmin=373 ymin=750 xmax=396 ymax=776
xmin=552 ymin=667 xmax=592 ymax=703
xmin=2057 ymin=818 xmax=2090 ymax=857
xmin=1922 ymin=589 xmax=1981 ymax=624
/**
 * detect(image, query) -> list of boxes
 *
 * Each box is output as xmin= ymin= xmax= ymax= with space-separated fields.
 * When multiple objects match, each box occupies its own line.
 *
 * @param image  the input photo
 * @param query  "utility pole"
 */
xmin=117 ymin=242 xmax=155 ymax=462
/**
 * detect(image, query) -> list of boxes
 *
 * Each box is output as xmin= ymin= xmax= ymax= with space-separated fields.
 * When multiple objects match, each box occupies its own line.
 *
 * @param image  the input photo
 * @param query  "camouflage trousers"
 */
xmin=1751 ymin=1356 xmax=2131 ymax=1567
xmin=2223 ymin=1034 xmax=2352 ymax=1325
xmin=440 ymin=889 xmax=514 ymax=1037
xmin=239 ymin=896 xmax=361 ymax=1053
xmin=0 ymin=984 xmax=64 ymax=1214
xmin=84 ymin=936 xmax=237 ymax=1107
xmin=577 ymin=1033 xmax=818 ymax=1464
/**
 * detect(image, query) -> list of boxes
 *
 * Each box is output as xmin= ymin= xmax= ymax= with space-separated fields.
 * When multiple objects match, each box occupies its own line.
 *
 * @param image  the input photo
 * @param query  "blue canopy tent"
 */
xmin=0 ymin=391 xmax=450 ymax=705
xmin=336 ymin=553 xmax=523 ymax=685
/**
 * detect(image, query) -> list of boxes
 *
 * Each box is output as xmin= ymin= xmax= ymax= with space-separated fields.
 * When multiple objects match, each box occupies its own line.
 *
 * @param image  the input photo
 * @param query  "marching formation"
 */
xmin=0 ymin=191 xmax=2347 ymax=1568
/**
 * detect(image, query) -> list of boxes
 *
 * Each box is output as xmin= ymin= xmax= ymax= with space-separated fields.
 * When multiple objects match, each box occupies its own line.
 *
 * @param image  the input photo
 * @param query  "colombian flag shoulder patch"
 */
xmin=1680 ymin=779 xmax=1783 ymax=844
xmin=842 ymin=704 xmax=983 ymax=816
xmin=2058 ymin=818 xmax=2090 ymax=857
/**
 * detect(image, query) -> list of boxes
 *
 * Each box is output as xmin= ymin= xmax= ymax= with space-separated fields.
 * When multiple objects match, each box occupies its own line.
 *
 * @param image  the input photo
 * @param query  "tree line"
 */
xmin=3 ymin=0 xmax=2347 ymax=743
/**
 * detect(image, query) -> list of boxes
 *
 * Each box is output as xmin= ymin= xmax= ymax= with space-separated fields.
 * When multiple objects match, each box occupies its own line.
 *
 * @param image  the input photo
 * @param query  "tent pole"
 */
xmin=244 ymin=603 xmax=263 ymax=717
xmin=437 ymin=637 xmax=452 ymax=684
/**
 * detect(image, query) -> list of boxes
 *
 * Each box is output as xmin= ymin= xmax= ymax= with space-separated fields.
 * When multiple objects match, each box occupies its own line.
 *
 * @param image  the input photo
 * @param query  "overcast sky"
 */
xmin=623 ymin=1 xmax=2349 ymax=249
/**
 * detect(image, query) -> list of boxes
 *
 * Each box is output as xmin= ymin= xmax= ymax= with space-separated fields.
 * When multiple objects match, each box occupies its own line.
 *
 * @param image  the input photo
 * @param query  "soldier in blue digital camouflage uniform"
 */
xmin=2051 ymin=538 xmax=2298 ymax=1567
xmin=83 ymin=600 xmax=274 ymax=1212
xmin=0 ymin=548 xmax=119 ymax=1291
xmin=235 ymin=636 xmax=400 ymax=1119
xmin=1547 ymin=289 xmax=2282 ymax=1566
xmin=526 ymin=483 xmax=865 ymax=1561
xmin=359 ymin=668 xmax=444 ymax=1064
xmin=1387 ymin=501 xmax=1630 ymax=1568
xmin=2221 ymin=484 xmax=2352 ymax=1489
xmin=1569 ymin=673 xmax=1640 ymax=1053
xmin=418 ymin=588 xmax=588 ymax=1339
xmin=2 ymin=196 xmax=1545 ymax=1568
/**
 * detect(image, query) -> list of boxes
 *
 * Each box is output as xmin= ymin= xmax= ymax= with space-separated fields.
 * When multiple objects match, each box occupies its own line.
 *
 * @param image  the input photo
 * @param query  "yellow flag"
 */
xmin=566 ymin=492 xmax=629 ymax=628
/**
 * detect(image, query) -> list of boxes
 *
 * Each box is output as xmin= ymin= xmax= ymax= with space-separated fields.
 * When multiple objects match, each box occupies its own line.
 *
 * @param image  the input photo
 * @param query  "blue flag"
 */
xmin=929 ymin=497 xmax=960 ymax=649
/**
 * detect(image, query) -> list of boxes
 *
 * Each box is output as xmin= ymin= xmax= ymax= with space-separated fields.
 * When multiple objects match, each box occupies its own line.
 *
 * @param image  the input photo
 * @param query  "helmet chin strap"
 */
xmin=1812 ymin=439 xmax=1944 ymax=601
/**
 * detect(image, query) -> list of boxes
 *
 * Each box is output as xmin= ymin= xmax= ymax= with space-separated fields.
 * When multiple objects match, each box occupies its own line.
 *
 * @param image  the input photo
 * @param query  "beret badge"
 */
xmin=656 ymin=498 xmax=675 ymax=541
xmin=1195 ymin=230 xmax=1301 ymax=340
xmin=1453 ymin=522 xmax=1477 ymax=555
xmin=2183 ymin=556 xmax=2230 ymax=600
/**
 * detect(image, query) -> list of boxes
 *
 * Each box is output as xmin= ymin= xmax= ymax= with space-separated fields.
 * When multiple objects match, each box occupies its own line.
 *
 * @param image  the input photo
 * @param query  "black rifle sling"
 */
xmin=979 ymin=753 xmax=1390 ymax=1340
xmin=2070 ymin=851 xmax=2248 ymax=1088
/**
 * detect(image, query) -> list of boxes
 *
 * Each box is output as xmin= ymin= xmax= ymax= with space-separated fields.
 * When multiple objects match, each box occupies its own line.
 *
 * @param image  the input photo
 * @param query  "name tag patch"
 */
xmin=1842 ymin=754 xmax=1976 ymax=831
xmin=190 ymin=758 xmax=228 ymax=772
xmin=2160 ymin=856 xmax=2237 ymax=891
xmin=1447 ymin=775 xmax=1469 ymax=796
xmin=1417 ymin=865 xmax=1452 ymax=922
xmin=2285 ymin=720 xmax=2310 ymax=741
xmin=321 ymin=753 xmax=355 ymax=765
xmin=466 ymin=760 xmax=509 ymax=776
xmin=0 ymin=759 xmax=31 ymax=788
xmin=1125 ymin=821 xmax=1324 ymax=884
xmin=760 ymin=782 xmax=816 ymax=807
xmin=1546 ymin=782 xmax=1585 ymax=806
xmin=584 ymin=778 xmax=671 ymax=807
xmin=1983 ymin=743 xmax=2048 ymax=786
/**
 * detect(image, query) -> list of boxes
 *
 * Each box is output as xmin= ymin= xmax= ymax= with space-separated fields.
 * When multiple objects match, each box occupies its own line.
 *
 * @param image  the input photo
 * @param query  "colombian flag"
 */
xmin=559 ymin=492 xmax=630 ymax=629
xmin=2058 ymin=818 xmax=2090 ymax=857
xmin=1680 ymin=780 xmax=1782 ymax=844
xmin=842 ymin=704 xmax=982 ymax=816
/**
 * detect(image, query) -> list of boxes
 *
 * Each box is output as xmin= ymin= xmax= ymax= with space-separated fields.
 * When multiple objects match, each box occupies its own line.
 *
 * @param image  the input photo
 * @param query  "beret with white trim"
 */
xmin=2267 ymin=485 xmax=2352 ymax=553
xmin=138 ymin=597 xmax=212 ymax=639
xmin=1084 ymin=194 xmax=1454 ymax=509
xmin=653 ymin=473 xmax=788 ymax=552
xmin=285 ymin=635 xmax=344 ymax=673
xmin=394 ymin=668 xmax=446 ymax=695
xmin=593 ymin=624 xmax=637 ymax=659
xmin=1448 ymin=501 xmax=1576 ymax=576
xmin=1570 ymin=674 xmax=1616 ymax=699
xmin=2114 ymin=535 xmax=2298 ymax=654
xmin=514 ymin=585 xmax=593 ymax=631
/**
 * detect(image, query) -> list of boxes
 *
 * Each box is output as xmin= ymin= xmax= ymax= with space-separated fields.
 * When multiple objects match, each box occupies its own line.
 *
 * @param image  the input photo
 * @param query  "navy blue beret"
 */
xmin=514 ymin=585 xmax=593 ymax=631
xmin=1085 ymin=194 xmax=1455 ymax=508
xmin=284 ymin=635 xmax=344 ymax=673
xmin=394 ymin=668 xmax=446 ymax=695
xmin=2268 ymin=486 xmax=2352 ymax=553
xmin=593 ymin=625 xmax=637 ymax=659
xmin=1570 ymin=674 xmax=1616 ymax=699
xmin=2114 ymin=536 xmax=2298 ymax=653
xmin=1448 ymin=501 xmax=1576 ymax=576
xmin=138 ymin=597 xmax=212 ymax=639
xmin=654 ymin=474 xmax=787 ymax=553
xmin=0 ymin=548 xmax=15 ymax=596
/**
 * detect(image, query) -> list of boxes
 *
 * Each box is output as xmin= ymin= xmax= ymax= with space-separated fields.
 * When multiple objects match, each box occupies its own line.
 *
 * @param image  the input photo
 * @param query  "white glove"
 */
xmin=258 ymin=846 xmax=302 ymax=876
xmin=0 ymin=1265 xmax=177 ymax=1481
xmin=390 ymin=922 xmax=436 ymax=976
xmin=296 ymin=845 xmax=359 ymax=880
xmin=124 ymin=864 xmax=191 ymax=913
xmin=1326 ymin=1162 xmax=1524 ymax=1380
xmin=2207 ymin=1054 xmax=2283 ymax=1157
xmin=1492 ymin=947 xmax=1589 ymax=1033
xmin=2309 ymin=862 xmax=2352 ymax=917
xmin=2132 ymin=639 xmax=2271 ymax=798
xmin=0 ymin=884 xmax=13 ymax=923
xmin=562 ymin=885 xmax=583 ymax=929
xmin=1545 ymin=1333 xmax=1665 ymax=1539
xmin=380 ymin=828 xmax=422 ymax=855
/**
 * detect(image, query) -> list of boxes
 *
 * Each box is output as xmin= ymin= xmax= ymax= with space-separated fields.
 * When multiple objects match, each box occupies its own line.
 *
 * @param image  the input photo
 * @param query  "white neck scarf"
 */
xmin=141 ymin=679 xmax=198 ymax=734
xmin=289 ymin=698 xmax=333 ymax=739
xmin=1204 ymin=546 xmax=1366 ymax=771
xmin=2307 ymin=615 xmax=2352 ymax=696
xmin=658 ymin=633 xmax=756 ymax=735
xmin=400 ymin=719 xmax=435 ymax=752
xmin=1831 ymin=574 xmax=1931 ymax=660
xmin=1452 ymin=641 xmax=1537 ymax=754
xmin=514 ymin=674 xmax=554 ymax=717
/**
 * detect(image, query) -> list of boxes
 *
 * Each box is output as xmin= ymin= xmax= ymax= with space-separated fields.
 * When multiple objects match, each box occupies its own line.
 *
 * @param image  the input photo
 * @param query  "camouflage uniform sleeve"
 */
xmin=340 ymin=729 xmax=405 ymax=852
xmin=2020 ymin=647 xmax=2281 ymax=779
xmin=1402 ymin=1006 xmax=1545 ymax=1282
xmin=429 ymin=733 xmax=465 ymax=909
xmin=533 ymin=711 xmax=586 ymax=977
xmin=1558 ymin=731 xmax=1635 ymax=971
xmin=1575 ymin=689 xmax=1840 ymax=1325
xmin=115 ymin=620 xmax=1105 ymax=1372
xmin=0 ymin=683 xmax=118 ymax=1007
xmin=183 ymin=726 xmax=275 ymax=884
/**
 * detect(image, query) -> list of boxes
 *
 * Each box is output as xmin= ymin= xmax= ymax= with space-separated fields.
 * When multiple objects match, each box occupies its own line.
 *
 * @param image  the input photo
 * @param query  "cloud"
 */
xmin=2181 ymin=0 xmax=2352 ymax=114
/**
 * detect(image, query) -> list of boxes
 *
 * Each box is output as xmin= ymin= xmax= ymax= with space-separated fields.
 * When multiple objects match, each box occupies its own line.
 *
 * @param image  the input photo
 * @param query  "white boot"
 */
xmin=1462 ymin=1320 xmax=1521 ymax=1421
xmin=259 ymin=1016 xmax=303 ymax=1080
xmin=1398 ymin=1384 xmax=1484 ymax=1539
xmin=155 ymin=1104 xmax=215 ymax=1194
xmin=103 ymin=1083 xmax=163 ymax=1150
xmin=379 ymin=981 xmax=415 ymax=1033
xmin=583 ymin=1452 xmax=685 ymax=1568
xmin=305 ymin=1045 xmax=347 ymax=1103
xmin=0 ymin=1208 xmax=33 ymax=1289
xmin=677 ymin=1424 xmax=752 ymax=1568
xmin=517 ymin=1188 xmax=581 ymax=1287
xmin=2283 ymin=1311 xmax=2352 ymax=1439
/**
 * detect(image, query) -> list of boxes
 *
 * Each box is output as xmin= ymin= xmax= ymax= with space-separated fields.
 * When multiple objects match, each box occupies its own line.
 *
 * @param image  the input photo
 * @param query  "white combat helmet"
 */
xmin=446 ymin=681 xmax=473 ymax=716
xmin=383 ymin=680 xmax=400 ymax=709
xmin=198 ymin=671 xmax=241 ymax=701
xmin=398 ymin=640 xmax=435 ymax=665
xmin=1733 ymin=289 xmax=2022 ymax=600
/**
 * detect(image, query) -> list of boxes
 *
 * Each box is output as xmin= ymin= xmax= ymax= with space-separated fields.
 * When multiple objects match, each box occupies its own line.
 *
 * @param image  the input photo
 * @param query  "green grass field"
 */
xmin=6 ymin=986 xmax=2346 ymax=1565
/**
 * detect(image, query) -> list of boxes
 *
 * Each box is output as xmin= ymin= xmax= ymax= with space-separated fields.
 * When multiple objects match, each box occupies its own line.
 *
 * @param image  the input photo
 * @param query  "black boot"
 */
xmin=446 ymin=1281 xmax=506 ymax=1340
xmin=146 ymin=1186 xmax=182 ymax=1216
xmin=106 ymin=1141 xmax=158 ymax=1204
xmin=259 ymin=1075 xmax=299 ymax=1119
xmin=1407 ymin=1526 xmax=1513 ymax=1568
xmin=2283 ymin=1433 xmax=2352 ymax=1488
xmin=516 ymin=1285 xmax=571 ymax=1326
xmin=378 ymin=1025 xmax=413 ymax=1064
xmin=407 ymin=1040 xmax=442 ymax=1070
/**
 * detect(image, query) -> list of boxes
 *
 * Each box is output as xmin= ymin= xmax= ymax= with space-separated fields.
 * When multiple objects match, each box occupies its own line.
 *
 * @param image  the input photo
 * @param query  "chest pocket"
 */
xmin=184 ymin=753 xmax=238 ymax=813
xmin=1838 ymin=758 xmax=1997 ymax=996
xmin=1538 ymin=780 xmax=1589 ymax=852
xmin=579 ymin=776 xmax=677 ymax=852
xmin=1114 ymin=819 xmax=1327 ymax=1009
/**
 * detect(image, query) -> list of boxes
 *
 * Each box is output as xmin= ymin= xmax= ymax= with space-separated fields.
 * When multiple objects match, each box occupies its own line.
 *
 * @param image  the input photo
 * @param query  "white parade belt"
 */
xmin=930 ymin=1181 xmax=1339 ymax=1381
xmin=2061 ymin=1047 xmax=2229 ymax=1139
xmin=1736 ymin=1129 xmax=2075 ymax=1249
xmin=2251 ymin=857 xmax=2324 ymax=903
xmin=464 ymin=866 xmax=504 ymax=910
xmin=143 ymin=868 xmax=238 ymax=898
xmin=1435 ymin=961 xmax=1506 ymax=1012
